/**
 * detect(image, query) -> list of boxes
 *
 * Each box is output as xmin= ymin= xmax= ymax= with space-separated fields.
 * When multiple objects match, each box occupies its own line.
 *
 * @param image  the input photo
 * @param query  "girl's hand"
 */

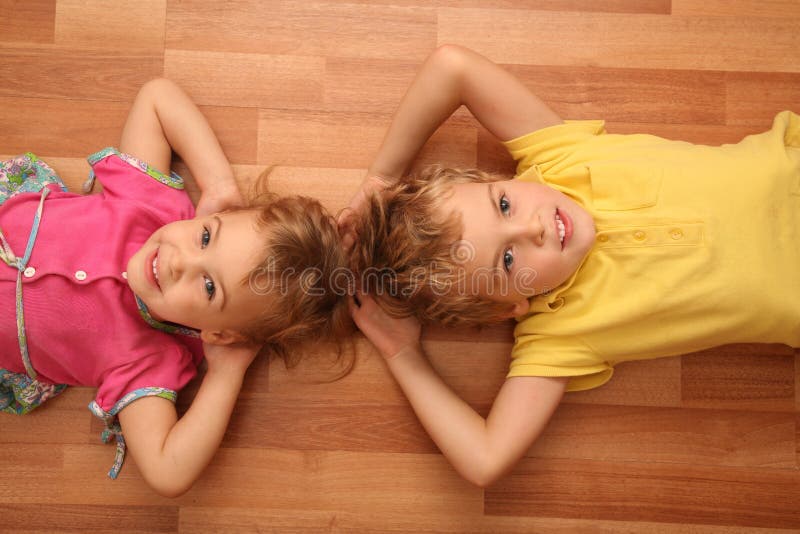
xmin=202 ymin=342 xmax=259 ymax=376
xmin=349 ymin=291 xmax=421 ymax=360
xmin=119 ymin=79 xmax=239 ymax=214
xmin=338 ymin=174 xmax=392 ymax=252
xmin=196 ymin=182 xmax=244 ymax=217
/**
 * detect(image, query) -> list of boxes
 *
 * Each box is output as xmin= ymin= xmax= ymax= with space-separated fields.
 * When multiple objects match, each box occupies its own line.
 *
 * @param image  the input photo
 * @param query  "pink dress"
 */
xmin=0 ymin=148 xmax=204 ymax=477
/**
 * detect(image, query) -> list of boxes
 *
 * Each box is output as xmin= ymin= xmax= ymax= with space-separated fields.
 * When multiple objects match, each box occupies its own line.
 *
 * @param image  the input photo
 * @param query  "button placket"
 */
xmin=595 ymin=223 xmax=703 ymax=249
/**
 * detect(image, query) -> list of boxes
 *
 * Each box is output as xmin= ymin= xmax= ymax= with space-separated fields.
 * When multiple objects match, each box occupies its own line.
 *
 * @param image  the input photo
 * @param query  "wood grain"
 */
xmin=0 ymin=0 xmax=56 ymax=44
xmin=2 ymin=1 xmax=799 ymax=531
xmin=486 ymin=458 xmax=800 ymax=528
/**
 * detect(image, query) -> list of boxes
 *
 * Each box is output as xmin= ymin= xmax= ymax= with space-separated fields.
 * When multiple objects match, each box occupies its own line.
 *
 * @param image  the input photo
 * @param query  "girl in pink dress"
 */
xmin=0 ymin=79 xmax=349 ymax=497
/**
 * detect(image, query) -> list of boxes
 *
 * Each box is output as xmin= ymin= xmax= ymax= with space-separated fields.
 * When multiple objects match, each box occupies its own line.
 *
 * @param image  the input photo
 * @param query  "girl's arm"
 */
xmin=117 ymin=343 xmax=257 ymax=497
xmin=350 ymin=293 xmax=567 ymax=488
xmin=119 ymin=78 xmax=242 ymax=215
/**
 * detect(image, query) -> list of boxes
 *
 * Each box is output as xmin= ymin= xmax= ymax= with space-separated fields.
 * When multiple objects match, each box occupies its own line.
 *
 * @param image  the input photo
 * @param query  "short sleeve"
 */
xmin=86 ymin=148 xmax=194 ymax=224
xmin=94 ymin=345 xmax=198 ymax=413
xmin=778 ymin=110 xmax=800 ymax=148
xmin=502 ymin=120 xmax=607 ymax=180
xmin=509 ymin=333 xmax=613 ymax=392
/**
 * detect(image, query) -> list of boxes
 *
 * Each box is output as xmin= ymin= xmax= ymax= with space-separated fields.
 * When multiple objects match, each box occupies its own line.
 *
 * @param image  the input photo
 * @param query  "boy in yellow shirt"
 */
xmin=343 ymin=45 xmax=800 ymax=487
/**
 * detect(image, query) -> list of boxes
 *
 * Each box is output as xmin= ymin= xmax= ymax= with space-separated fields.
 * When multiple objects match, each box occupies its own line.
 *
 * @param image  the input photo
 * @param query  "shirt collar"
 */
xmin=134 ymin=295 xmax=201 ymax=338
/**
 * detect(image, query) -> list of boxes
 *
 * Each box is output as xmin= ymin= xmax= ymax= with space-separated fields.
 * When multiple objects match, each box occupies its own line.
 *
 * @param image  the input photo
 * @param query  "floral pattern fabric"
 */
xmin=0 ymin=152 xmax=66 ymax=202
xmin=0 ymin=369 xmax=67 ymax=414
xmin=0 ymin=153 xmax=68 ymax=414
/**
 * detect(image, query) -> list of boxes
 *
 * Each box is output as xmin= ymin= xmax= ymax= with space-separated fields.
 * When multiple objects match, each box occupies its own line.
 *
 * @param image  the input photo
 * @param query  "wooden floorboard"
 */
xmin=1 ymin=0 xmax=799 ymax=531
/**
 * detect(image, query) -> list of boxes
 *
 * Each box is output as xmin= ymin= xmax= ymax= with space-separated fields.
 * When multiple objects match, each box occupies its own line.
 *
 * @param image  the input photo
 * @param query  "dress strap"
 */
xmin=0 ymin=187 xmax=50 ymax=379
xmin=88 ymin=387 xmax=177 ymax=479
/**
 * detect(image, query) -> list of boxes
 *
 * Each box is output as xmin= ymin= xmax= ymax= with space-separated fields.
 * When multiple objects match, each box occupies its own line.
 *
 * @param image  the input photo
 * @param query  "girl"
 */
xmin=0 ymin=78 xmax=350 ymax=497
xmin=343 ymin=45 xmax=800 ymax=487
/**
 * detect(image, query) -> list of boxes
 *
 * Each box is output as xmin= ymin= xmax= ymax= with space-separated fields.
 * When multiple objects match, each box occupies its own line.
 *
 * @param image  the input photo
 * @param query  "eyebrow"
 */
xmin=488 ymin=183 xmax=503 ymax=271
xmin=213 ymin=215 xmax=228 ymax=312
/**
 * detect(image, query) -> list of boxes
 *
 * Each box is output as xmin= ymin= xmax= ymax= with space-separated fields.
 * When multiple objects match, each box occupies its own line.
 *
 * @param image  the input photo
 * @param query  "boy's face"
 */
xmin=441 ymin=180 xmax=595 ymax=315
xmin=127 ymin=210 xmax=269 ymax=344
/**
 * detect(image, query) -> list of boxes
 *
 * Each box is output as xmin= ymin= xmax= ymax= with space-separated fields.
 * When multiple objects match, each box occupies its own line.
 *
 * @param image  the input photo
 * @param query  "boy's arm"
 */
xmin=370 ymin=44 xmax=561 ymax=181
xmin=119 ymin=78 xmax=242 ymax=215
xmin=350 ymin=294 xmax=566 ymax=487
xmin=117 ymin=343 xmax=257 ymax=497
xmin=343 ymin=44 xmax=561 ymax=225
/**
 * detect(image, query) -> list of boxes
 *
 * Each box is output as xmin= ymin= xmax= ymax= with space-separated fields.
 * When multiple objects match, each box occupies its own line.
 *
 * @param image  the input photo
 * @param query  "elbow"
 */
xmin=431 ymin=43 xmax=470 ymax=63
xmin=141 ymin=77 xmax=176 ymax=91
xmin=136 ymin=77 xmax=179 ymax=103
xmin=465 ymin=466 xmax=504 ymax=489
xmin=427 ymin=44 xmax=470 ymax=81
xmin=149 ymin=480 xmax=193 ymax=499
xmin=458 ymin=456 xmax=507 ymax=489
xmin=142 ymin=471 xmax=195 ymax=499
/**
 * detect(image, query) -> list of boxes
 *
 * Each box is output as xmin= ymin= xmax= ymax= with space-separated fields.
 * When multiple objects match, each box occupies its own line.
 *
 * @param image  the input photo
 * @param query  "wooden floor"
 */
xmin=2 ymin=1 xmax=800 ymax=532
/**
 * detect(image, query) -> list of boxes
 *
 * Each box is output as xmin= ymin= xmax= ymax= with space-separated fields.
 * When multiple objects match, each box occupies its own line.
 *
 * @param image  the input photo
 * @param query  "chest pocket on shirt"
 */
xmin=589 ymin=162 xmax=662 ymax=211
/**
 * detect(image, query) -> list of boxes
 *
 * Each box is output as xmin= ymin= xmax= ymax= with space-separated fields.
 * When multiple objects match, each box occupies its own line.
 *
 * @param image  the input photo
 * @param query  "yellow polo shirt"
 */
xmin=506 ymin=111 xmax=800 ymax=391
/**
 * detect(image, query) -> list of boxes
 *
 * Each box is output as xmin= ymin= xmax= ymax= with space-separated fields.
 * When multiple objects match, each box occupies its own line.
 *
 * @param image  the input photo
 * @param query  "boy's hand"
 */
xmin=338 ymin=174 xmax=392 ymax=252
xmin=196 ymin=182 xmax=244 ymax=217
xmin=202 ymin=342 xmax=259 ymax=376
xmin=349 ymin=291 xmax=421 ymax=360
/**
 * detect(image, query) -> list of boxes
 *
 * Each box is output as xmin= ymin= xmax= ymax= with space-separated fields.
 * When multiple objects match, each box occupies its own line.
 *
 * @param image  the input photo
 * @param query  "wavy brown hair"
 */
xmin=347 ymin=165 xmax=516 ymax=327
xmin=233 ymin=171 xmax=354 ymax=373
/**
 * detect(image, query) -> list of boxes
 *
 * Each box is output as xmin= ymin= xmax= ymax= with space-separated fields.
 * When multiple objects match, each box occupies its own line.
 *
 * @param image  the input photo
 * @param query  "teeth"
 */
xmin=152 ymin=256 xmax=159 ymax=281
xmin=555 ymin=213 xmax=565 ymax=243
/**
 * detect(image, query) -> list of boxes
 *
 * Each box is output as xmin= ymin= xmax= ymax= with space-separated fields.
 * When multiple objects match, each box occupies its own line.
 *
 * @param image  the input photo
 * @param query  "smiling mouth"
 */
xmin=555 ymin=208 xmax=574 ymax=250
xmin=148 ymin=249 xmax=162 ymax=291
xmin=555 ymin=211 xmax=566 ymax=246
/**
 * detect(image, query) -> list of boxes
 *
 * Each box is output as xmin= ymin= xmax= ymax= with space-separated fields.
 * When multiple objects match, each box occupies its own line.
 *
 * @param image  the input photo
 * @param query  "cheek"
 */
xmin=537 ymin=257 xmax=565 ymax=281
xmin=515 ymin=254 xmax=562 ymax=293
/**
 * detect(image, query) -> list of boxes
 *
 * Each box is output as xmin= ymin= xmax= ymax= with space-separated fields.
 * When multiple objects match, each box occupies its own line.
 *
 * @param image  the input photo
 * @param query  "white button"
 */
xmin=74 ymin=270 xmax=87 ymax=281
xmin=121 ymin=271 xmax=128 ymax=279
xmin=23 ymin=267 xmax=35 ymax=277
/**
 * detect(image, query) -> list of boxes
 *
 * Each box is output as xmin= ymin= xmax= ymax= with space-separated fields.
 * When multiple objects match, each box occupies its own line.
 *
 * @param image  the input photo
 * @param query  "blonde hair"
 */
xmin=232 ymin=171 xmax=353 ymax=372
xmin=348 ymin=165 xmax=516 ymax=327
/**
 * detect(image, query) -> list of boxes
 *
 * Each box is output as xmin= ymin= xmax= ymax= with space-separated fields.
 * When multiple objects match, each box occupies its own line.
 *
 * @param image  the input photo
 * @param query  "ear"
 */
xmin=200 ymin=329 xmax=246 ymax=346
xmin=504 ymin=299 xmax=530 ymax=318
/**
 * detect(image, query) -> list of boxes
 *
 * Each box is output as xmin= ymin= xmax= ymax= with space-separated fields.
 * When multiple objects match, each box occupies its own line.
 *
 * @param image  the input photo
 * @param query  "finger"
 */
xmin=336 ymin=206 xmax=352 ymax=225
xmin=341 ymin=232 xmax=355 ymax=253
xmin=355 ymin=291 xmax=378 ymax=311
xmin=348 ymin=296 xmax=366 ymax=323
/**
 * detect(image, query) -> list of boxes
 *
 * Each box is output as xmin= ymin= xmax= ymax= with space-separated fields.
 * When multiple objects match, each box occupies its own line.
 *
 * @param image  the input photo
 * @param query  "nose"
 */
xmin=510 ymin=213 xmax=545 ymax=246
xmin=169 ymin=245 xmax=200 ymax=280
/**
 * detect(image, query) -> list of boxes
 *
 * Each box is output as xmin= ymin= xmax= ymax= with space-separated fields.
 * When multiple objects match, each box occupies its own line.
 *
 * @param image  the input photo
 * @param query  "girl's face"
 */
xmin=441 ymin=180 xmax=595 ymax=315
xmin=126 ymin=210 xmax=269 ymax=344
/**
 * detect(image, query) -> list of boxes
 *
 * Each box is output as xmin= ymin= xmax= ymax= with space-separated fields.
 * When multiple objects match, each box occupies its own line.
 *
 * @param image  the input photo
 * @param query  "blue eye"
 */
xmin=201 ymin=227 xmax=211 ymax=248
xmin=204 ymin=275 xmax=216 ymax=300
xmin=503 ymin=250 xmax=514 ymax=272
xmin=499 ymin=194 xmax=511 ymax=215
